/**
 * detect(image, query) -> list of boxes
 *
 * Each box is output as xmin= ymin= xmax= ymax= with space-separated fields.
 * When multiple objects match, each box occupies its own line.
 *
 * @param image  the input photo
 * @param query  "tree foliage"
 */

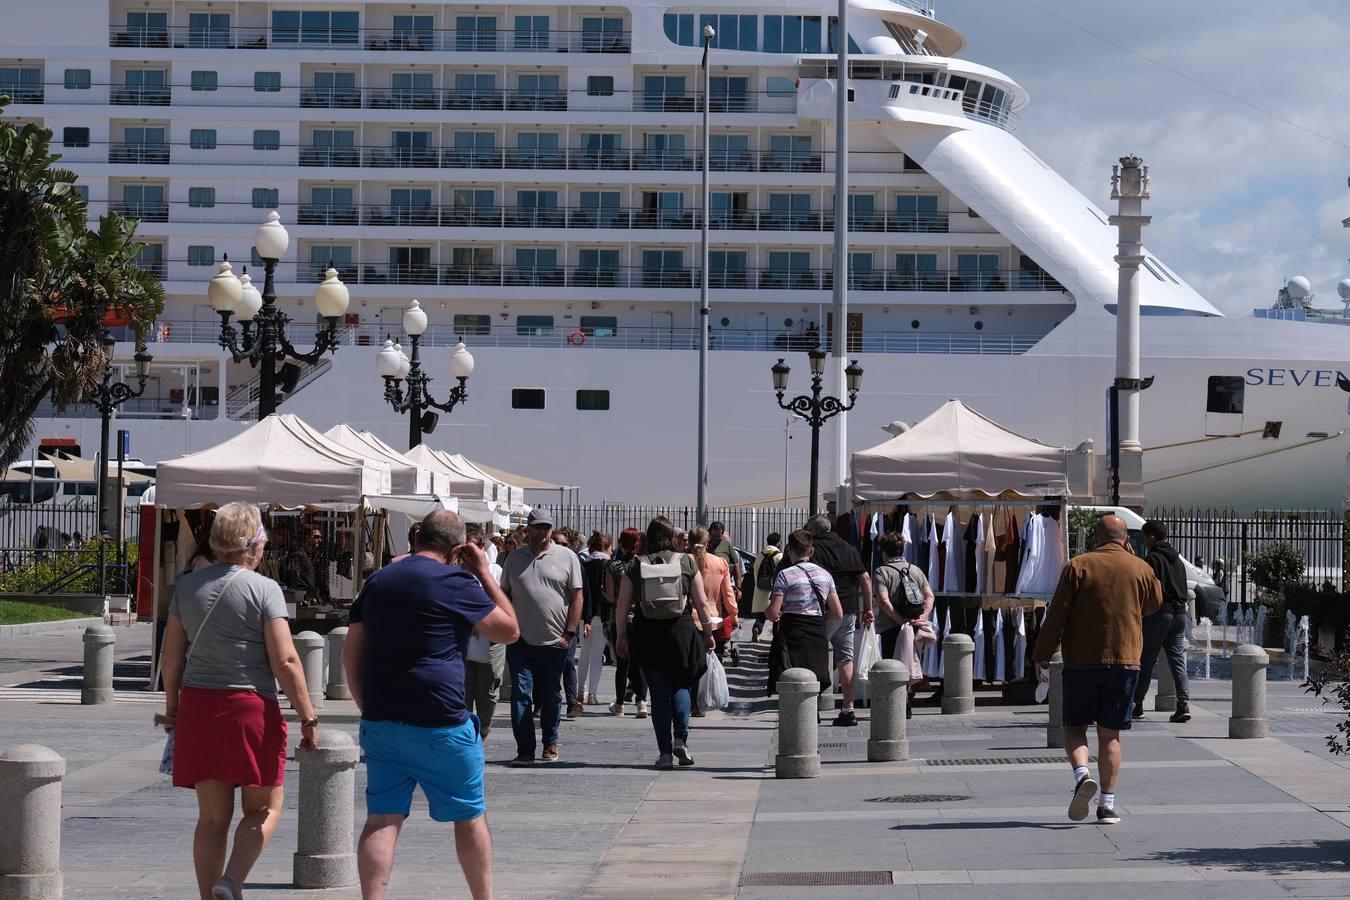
xmin=0 ymin=98 xmax=165 ymax=471
xmin=1247 ymin=542 xmax=1306 ymax=598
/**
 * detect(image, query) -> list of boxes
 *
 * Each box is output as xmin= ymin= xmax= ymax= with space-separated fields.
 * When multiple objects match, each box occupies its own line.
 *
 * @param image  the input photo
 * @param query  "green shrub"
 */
xmin=0 ymin=540 xmax=138 ymax=594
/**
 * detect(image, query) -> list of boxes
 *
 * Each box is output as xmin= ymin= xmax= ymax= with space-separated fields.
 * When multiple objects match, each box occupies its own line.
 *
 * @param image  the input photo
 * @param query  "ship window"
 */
xmin=253 ymin=188 xmax=279 ymax=208
xmin=580 ymin=316 xmax=618 ymax=337
xmin=586 ymin=76 xmax=614 ymax=97
xmin=911 ymin=320 xmax=921 ymax=329
xmin=64 ymin=69 xmax=91 ymax=90
xmin=254 ymin=71 xmax=282 ymax=93
xmin=576 ymin=390 xmax=610 ymax=411
xmin=188 ymin=187 xmax=216 ymax=208
xmin=62 ymin=127 xmax=89 ymax=148
xmin=189 ymin=128 xmax=217 ymax=150
xmin=512 ymin=389 xmax=546 ymax=409
xmin=664 ymin=14 xmax=694 ymax=47
xmin=516 ymin=315 xmax=554 ymax=337
xmin=767 ymin=77 xmax=796 ymax=97
xmin=784 ymin=318 xmax=794 ymax=328
xmin=190 ymin=70 xmax=218 ymax=92
xmin=253 ymin=129 xmax=280 ymax=151
xmin=187 ymin=245 xmax=216 ymax=267
xmin=1206 ymin=377 xmax=1244 ymax=415
xmin=453 ymin=314 xmax=491 ymax=336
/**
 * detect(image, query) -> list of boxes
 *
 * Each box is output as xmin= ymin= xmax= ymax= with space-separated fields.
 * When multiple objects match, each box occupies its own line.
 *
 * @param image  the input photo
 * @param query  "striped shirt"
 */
xmin=771 ymin=562 xmax=835 ymax=617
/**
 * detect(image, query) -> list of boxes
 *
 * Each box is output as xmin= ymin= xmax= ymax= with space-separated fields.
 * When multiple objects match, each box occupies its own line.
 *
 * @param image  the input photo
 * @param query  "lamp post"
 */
xmin=695 ymin=22 xmax=715 ymax=527
xmin=377 ymin=299 xmax=474 ymax=449
xmin=209 ymin=212 xmax=350 ymax=419
xmin=772 ymin=350 xmax=863 ymax=517
xmin=90 ymin=334 xmax=153 ymax=596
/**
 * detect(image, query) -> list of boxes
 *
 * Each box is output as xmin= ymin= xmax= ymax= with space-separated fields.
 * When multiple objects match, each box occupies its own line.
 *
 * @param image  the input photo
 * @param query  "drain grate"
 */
xmin=740 ymin=871 xmax=893 ymax=887
xmin=817 ymin=742 xmax=848 ymax=749
xmin=926 ymin=755 xmax=1084 ymax=766
xmin=867 ymin=793 xmax=971 ymax=803
xmin=1281 ymin=706 xmax=1339 ymax=714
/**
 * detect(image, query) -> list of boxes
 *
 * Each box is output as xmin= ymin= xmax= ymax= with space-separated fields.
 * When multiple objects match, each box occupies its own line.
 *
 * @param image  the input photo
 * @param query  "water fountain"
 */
xmin=1253 ymin=606 xmax=1267 ymax=649
xmin=1219 ymin=600 xmax=1230 ymax=658
xmin=1294 ymin=615 xmax=1311 ymax=682
xmin=1198 ymin=617 xmax=1213 ymax=680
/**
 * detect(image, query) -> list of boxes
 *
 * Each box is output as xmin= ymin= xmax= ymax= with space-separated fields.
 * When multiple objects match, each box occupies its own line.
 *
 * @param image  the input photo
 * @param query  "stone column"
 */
xmin=866 ymin=660 xmax=908 ymax=762
xmin=1229 ymin=644 xmax=1269 ymax=739
xmin=324 ymin=627 xmax=351 ymax=701
xmin=0 ymin=744 xmax=65 ymax=900
xmin=1046 ymin=653 xmax=1064 ymax=749
xmin=293 ymin=730 xmax=359 ymax=888
xmin=1154 ymin=652 xmax=1178 ymax=713
xmin=940 ymin=633 xmax=974 ymax=715
xmin=293 ymin=631 xmax=325 ymax=711
xmin=775 ymin=668 xmax=821 ymax=779
xmin=81 ymin=624 xmax=116 ymax=705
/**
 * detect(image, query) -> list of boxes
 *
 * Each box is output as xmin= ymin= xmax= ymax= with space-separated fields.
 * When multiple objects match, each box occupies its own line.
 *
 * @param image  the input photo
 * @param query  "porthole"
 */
xmin=974 ymin=321 xmax=984 ymax=330
xmin=784 ymin=318 xmax=794 ymax=327
xmin=720 ymin=316 xmax=731 ymax=327
xmin=910 ymin=320 xmax=920 ymax=329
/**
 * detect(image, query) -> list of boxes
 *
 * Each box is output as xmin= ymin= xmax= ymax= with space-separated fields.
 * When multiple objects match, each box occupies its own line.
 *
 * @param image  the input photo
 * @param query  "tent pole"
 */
xmin=353 ymin=500 xmax=366 ymax=596
xmin=148 ymin=508 xmax=163 ymax=691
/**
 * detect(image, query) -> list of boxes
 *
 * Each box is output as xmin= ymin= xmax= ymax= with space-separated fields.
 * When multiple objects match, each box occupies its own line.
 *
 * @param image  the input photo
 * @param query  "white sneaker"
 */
xmin=655 ymin=753 xmax=674 ymax=770
xmin=609 ymin=701 xmax=625 ymax=716
xmin=672 ymin=740 xmax=695 ymax=766
xmin=636 ymin=701 xmax=649 ymax=719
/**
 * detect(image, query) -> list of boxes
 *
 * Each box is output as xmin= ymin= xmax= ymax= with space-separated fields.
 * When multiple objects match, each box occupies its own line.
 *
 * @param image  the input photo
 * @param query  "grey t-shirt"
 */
xmin=170 ymin=563 xmax=289 ymax=698
xmin=501 ymin=544 xmax=583 ymax=646
xmin=872 ymin=558 xmax=930 ymax=632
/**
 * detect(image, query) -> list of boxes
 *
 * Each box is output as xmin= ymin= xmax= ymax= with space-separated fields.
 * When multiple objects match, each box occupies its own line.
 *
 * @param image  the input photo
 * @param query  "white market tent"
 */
xmin=358 ymin=430 xmax=452 ymax=496
xmin=849 ymin=399 xmax=1070 ymax=502
xmin=155 ymin=413 xmax=391 ymax=509
xmin=324 ymin=423 xmax=437 ymax=496
xmin=405 ymin=444 xmax=506 ymax=525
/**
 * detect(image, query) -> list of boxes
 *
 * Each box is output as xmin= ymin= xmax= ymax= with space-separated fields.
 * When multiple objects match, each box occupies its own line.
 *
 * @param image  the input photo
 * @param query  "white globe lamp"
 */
xmin=449 ymin=341 xmax=475 ymax=379
xmin=235 ymin=272 xmax=263 ymax=322
xmin=314 ymin=267 xmax=350 ymax=319
xmin=403 ymin=299 xmax=428 ymax=337
xmin=208 ymin=256 xmax=243 ymax=314
xmin=376 ymin=339 xmax=403 ymax=379
xmin=254 ymin=211 xmax=289 ymax=261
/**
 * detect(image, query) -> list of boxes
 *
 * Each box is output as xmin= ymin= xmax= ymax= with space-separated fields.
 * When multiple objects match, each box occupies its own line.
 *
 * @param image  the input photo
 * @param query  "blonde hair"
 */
xmin=688 ymin=526 xmax=710 ymax=576
xmin=209 ymin=502 xmax=267 ymax=565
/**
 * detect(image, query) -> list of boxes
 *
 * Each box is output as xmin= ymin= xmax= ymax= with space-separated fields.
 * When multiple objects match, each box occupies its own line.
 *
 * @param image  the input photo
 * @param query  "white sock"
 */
xmin=1072 ymin=765 xmax=1090 ymax=785
xmin=1100 ymin=791 xmax=1115 ymax=809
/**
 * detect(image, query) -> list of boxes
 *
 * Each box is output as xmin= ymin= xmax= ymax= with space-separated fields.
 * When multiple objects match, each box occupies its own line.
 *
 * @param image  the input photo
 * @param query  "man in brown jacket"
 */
xmin=1033 ymin=514 xmax=1162 ymax=826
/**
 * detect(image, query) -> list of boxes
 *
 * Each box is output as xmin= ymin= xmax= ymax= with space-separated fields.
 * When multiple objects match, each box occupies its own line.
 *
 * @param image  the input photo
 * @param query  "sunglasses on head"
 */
xmin=529 ymin=523 xmax=551 ymax=531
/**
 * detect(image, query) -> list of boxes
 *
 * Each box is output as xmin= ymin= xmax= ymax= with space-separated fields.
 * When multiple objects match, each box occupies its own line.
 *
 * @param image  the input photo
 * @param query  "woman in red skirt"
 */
xmin=160 ymin=502 xmax=320 ymax=900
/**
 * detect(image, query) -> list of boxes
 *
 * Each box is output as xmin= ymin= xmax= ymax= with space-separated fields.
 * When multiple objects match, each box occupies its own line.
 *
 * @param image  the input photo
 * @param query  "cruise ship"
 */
xmin=6 ymin=0 xmax=1350 ymax=510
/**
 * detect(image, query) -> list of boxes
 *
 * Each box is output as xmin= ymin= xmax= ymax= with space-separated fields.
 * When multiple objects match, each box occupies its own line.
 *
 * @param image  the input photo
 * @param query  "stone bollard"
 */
xmin=1154 ymin=653 xmax=1178 ymax=713
xmin=1046 ymin=653 xmax=1064 ymax=749
xmin=81 ymin=624 xmax=116 ymax=705
xmin=866 ymin=660 xmax=909 ymax=762
xmin=1229 ymin=644 xmax=1270 ymax=739
xmin=293 ymin=730 xmax=359 ymax=888
xmin=293 ymin=631 xmax=325 ymax=711
xmin=775 ymin=668 xmax=821 ymax=778
xmin=940 ymin=633 xmax=975 ymax=715
xmin=0 ymin=744 xmax=65 ymax=900
xmin=324 ymin=627 xmax=351 ymax=701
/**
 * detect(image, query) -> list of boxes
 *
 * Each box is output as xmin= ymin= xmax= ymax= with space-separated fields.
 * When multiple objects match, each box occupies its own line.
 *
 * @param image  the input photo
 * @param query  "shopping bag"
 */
xmin=698 ymin=651 xmax=729 ymax=711
xmin=855 ymin=623 xmax=881 ymax=683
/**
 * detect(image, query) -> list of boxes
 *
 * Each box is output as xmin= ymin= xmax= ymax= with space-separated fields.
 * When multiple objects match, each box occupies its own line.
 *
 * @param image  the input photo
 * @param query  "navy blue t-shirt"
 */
xmin=349 ymin=554 xmax=496 ymax=728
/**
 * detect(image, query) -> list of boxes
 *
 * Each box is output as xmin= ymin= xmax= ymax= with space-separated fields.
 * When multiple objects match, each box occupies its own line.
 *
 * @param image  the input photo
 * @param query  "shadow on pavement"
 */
xmin=1143 ymin=840 xmax=1350 ymax=873
xmin=890 ymin=821 xmax=1078 ymax=832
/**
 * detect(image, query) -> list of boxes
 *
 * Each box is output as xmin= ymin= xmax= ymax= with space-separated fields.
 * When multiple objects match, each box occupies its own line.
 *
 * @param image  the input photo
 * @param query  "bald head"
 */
xmin=417 ymin=509 xmax=466 ymax=556
xmin=1094 ymin=514 xmax=1129 ymax=547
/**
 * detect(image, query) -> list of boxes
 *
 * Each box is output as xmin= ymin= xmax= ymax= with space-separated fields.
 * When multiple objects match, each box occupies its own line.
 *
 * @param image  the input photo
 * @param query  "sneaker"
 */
xmin=635 ymin=701 xmax=649 ymax=719
xmin=566 ymin=701 xmax=583 ymax=719
xmin=1169 ymin=704 xmax=1191 ymax=724
xmin=1097 ymin=805 xmax=1121 ymax=825
xmin=1069 ymin=774 xmax=1098 ymax=822
xmin=751 ymin=625 xmax=762 ymax=643
xmin=655 ymin=753 xmax=674 ymax=770
xmin=832 ymin=709 xmax=858 ymax=727
xmin=585 ymin=692 xmax=600 ymax=706
xmin=609 ymin=701 xmax=625 ymax=717
xmin=1132 ymin=703 xmax=1145 ymax=720
xmin=729 ymin=644 xmax=741 ymax=667
xmin=510 ymin=752 xmax=534 ymax=767
xmin=541 ymin=745 xmax=559 ymax=763
xmin=906 ymin=702 xmax=914 ymax=720
xmin=672 ymin=740 xmax=695 ymax=766
xmin=210 ymin=877 xmax=242 ymax=900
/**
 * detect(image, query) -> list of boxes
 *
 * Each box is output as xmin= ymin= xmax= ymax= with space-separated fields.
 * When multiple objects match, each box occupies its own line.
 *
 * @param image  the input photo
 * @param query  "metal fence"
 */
xmin=1147 ymin=508 xmax=1345 ymax=600
xmin=0 ymin=503 xmax=143 ymax=569
xmin=553 ymin=505 xmax=814 ymax=555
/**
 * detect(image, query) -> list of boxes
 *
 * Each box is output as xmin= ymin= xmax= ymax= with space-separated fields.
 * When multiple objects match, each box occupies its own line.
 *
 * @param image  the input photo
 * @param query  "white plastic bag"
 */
xmin=855 ymin=623 xmax=881 ymax=683
xmin=699 ymin=651 xmax=729 ymax=711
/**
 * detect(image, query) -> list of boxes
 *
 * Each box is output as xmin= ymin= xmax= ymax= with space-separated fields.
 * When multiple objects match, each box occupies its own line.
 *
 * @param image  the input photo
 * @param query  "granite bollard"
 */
xmin=1046 ymin=653 xmax=1064 ymax=749
xmin=324 ymin=627 xmax=351 ymax=701
xmin=1229 ymin=644 xmax=1269 ymax=739
xmin=866 ymin=660 xmax=909 ymax=762
xmin=81 ymin=624 xmax=116 ymax=705
xmin=940 ymin=632 xmax=975 ymax=715
xmin=1154 ymin=650 xmax=1178 ymax=713
xmin=293 ymin=630 xmax=325 ymax=710
xmin=775 ymin=668 xmax=821 ymax=778
xmin=0 ymin=744 xmax=65 ymax=900
xmin=293 ymin=730 xmax=359 ymax=888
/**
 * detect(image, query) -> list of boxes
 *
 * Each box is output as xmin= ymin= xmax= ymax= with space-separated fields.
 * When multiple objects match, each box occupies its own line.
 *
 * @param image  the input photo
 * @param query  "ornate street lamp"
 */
xmin=209 ymin=212 xmax=350 ymax=418
xmin=90 ymin=333 xmax=153 ymax=595
xmin=771 ymin=349 xmax=863 ymax=516
xmin=378 ymin=299 xmax=474 ymax=449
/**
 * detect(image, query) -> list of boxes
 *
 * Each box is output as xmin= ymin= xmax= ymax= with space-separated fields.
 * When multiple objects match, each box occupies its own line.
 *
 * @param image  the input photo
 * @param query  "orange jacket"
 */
xmin=694 ymin=553 xmax=737 ymax=630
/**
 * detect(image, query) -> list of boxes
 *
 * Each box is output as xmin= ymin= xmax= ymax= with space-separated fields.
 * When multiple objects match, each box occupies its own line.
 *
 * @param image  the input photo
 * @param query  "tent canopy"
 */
xmin=466 ymin=461 xmax=561 ymax=492
xmin=155 ymin=414 xmax=390 ymax=509
xmin=406 ymin=444 xmax=494 ymax=502
xmin=324 ymin=424 xmax=432 ymax=495
xmin=850 ymin=399 xmax=1070 ymax=502
xmin=46 ymin=453 xmax=153 ymax=483
xmin=357 ymin=431 xmax=451 ymax=496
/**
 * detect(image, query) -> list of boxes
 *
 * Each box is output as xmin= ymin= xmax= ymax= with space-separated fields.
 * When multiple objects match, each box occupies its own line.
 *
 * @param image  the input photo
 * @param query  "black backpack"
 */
xmin=755 ymin=550 xmax=780 ymax=592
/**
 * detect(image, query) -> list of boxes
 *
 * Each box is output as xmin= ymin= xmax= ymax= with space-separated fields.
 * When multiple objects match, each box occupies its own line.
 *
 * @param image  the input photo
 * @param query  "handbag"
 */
xmin=159 ymin=566 xmax=244 ymax=777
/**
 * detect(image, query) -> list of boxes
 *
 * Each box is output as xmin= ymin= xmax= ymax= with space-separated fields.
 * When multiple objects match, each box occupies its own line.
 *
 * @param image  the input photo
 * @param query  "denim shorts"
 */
xmin=826 ymin=614 xmax=857 ymax=664
xmin=360 ymin=717 xmax=484 ymax=822
xmin=1062 ymin=667 xmax=1140 ymax=731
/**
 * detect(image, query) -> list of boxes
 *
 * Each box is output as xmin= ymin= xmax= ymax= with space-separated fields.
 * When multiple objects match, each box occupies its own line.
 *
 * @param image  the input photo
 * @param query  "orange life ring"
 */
xmin=567 ymin=330 xmax=587 ymax=346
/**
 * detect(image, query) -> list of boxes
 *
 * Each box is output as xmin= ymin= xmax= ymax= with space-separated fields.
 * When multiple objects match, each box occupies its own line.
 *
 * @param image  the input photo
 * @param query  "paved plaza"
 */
xmin=2 ymin=623 xmax=1349 ymax=898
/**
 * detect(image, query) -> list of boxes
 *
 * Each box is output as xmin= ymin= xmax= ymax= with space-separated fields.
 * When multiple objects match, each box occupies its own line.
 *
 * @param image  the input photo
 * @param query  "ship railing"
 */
xmin=888 ymin=0 xmax=936 ymax=17
xmin=106 ymin=25 xmax=631 ymax=54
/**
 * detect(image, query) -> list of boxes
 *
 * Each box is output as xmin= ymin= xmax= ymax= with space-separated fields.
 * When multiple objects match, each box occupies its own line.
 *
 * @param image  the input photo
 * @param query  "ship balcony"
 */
xmin=105 ymin=25 xmax=631 ymax=54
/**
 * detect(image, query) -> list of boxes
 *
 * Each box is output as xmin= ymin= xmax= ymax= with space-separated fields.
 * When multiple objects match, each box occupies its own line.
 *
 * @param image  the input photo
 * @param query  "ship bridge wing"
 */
xmin=882 ymin=118 xmax=1223 ymax=317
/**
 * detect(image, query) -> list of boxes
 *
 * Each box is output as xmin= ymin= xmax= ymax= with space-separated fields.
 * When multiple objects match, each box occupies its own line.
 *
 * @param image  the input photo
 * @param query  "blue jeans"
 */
xmin=642 ymin=665 xmax=691 ymax=755
xmin=507 ymin=641 xmax=568 ymax=756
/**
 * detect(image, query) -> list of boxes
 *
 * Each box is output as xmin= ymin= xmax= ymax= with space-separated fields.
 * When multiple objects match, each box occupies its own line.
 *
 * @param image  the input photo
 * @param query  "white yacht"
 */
xmin=5 ymin=0 xmax=1349 ymax=510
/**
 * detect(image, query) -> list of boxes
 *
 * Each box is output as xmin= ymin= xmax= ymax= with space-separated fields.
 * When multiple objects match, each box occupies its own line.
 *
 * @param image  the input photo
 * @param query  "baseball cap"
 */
xmin=527 ymin=508 xmax=554 ymax=529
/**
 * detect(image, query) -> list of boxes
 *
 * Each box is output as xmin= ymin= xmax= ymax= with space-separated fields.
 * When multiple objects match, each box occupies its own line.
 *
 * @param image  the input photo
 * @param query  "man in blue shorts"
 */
xmin=343 ymin=509 xmax=519 ymax=899
xmin=1033 ymin=514 xmax=1161 ymax=826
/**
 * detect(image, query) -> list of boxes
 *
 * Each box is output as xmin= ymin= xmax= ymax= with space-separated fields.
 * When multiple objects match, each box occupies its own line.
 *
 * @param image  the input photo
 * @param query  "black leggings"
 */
xmin=606 ymin=619 xmax=647 ymax=702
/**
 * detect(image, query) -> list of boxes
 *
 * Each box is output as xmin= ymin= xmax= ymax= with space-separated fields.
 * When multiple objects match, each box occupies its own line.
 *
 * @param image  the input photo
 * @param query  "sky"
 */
xmin=939 ymin=0 xmax=1350 ymax=316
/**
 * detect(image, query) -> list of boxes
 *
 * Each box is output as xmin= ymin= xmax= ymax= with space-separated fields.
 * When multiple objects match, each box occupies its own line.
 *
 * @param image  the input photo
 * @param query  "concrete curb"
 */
xmin=0 ymin=617 xmax=107 ymax=639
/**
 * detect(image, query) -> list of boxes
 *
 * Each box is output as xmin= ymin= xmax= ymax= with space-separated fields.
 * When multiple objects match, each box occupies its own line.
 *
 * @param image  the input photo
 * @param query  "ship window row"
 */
xmin=663 ymin=14 xmax=861 ymax=54
xmin=109 ymin=9 xmax=631 ymax=53
xmin=509 ymin=389 xmax=610 ymax=411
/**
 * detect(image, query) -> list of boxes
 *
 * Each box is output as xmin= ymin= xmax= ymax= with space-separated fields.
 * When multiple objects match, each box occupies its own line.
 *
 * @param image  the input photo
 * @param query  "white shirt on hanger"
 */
xmin=942 ymin=511 xmax=962 ymax=594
